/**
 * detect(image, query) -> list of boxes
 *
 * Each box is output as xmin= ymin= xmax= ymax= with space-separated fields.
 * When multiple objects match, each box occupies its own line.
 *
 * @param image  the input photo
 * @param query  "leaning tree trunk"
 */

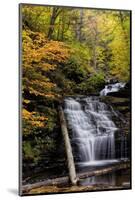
xmin=58 ymin=106 xmax=78 ymax=185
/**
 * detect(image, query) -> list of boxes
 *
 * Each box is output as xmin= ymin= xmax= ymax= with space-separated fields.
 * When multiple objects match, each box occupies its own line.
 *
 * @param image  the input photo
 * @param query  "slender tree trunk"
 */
xmin=47 ymin=9 xmax=56 ymax=39
xmin=47 ymin=8 xmax=61 ymax=40
xmin=93 ymin=46 xmax=97 ymax=70
xmin=79 ymin=9 xmax=84 ymax=41
xmin=61 ymin=11 xmax=65 ymax=41
xmin=58 ymin=106 xmax=77 ymax=185
xmin=93 ymin=37 xmax=98 ymax=71
xmin=119 ymin=12 xmax=129 ymax=45
xmin=57 ymin=17 xmax=61 ymax=40
xmin=76 ymin=9 xmax=84 ymax=41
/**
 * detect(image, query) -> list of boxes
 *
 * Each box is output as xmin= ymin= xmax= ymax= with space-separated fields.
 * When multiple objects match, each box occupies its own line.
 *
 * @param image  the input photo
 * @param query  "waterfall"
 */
xmin=64 ymin=97 xmax=118 ymax=167
xmin=100 ymin=82 xmax=125 ymax=96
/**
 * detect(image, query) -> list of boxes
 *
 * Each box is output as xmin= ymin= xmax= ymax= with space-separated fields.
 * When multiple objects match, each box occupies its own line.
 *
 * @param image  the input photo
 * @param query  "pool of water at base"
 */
xmin=78 ymin=168 xmax=130 ymax=188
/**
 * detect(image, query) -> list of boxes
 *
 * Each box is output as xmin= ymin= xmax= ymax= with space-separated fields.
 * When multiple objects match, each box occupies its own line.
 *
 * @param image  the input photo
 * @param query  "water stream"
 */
xmin=100 ymin=82 xmax=125 ymax=96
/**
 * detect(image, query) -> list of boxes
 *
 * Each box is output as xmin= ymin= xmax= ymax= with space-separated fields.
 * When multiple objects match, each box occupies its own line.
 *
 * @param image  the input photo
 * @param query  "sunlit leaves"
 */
xmin=22 ymin=108 xmax=48 ymax=133
xmin=22 ymin=27 xmax=70 ymax=141
xmin=82 ymin=10 xmax=130 ymax=80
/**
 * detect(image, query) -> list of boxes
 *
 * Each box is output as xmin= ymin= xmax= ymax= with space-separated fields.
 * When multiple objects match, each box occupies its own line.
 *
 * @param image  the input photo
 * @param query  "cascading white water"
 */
xmin=100 ymin=82 xmax=125 ymax=96
xmin=64 ymin=97 xmax=118 ymax=167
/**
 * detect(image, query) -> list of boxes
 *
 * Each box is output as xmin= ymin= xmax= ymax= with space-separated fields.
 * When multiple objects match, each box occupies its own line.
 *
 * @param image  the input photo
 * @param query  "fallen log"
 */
xmin=78 ymin=161 xmax=130 ymax=179
xmin=58 ymin=106 xmax=77 ymax=185
xmin=22 ymin=161 xmax=130 ymax=194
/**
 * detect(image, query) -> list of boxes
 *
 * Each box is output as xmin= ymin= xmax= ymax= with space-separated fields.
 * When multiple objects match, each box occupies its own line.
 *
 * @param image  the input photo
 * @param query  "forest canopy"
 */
xmin=21 ymin=5 xmax=130 ymax=167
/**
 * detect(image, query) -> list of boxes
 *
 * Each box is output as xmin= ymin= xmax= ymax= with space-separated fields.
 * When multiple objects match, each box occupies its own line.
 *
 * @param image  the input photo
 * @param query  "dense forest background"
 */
xmin=21 ymin=5 xmax=130 ymax=177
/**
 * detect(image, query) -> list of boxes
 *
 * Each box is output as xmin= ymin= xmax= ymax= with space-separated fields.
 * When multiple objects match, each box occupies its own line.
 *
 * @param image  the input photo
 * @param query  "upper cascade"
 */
xmin=100 ymin=82 xmax=126 ymax=96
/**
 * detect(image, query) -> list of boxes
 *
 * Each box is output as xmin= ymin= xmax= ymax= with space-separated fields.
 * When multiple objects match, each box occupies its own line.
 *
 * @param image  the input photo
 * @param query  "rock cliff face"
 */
xmin=100 ymin=83 xmax=131 ymax=159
